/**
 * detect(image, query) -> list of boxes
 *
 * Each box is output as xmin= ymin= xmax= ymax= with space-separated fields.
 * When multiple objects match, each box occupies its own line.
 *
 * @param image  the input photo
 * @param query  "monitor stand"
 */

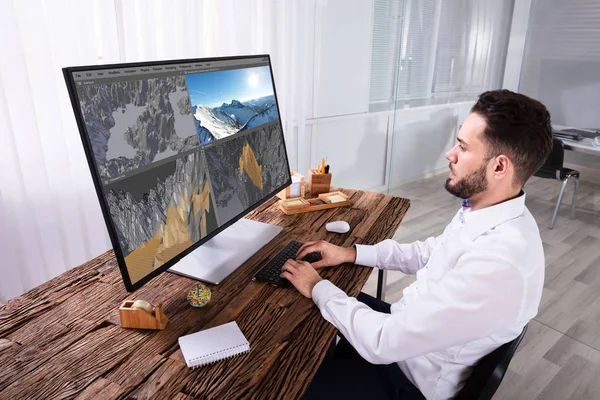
xmin=168 ymin=218 xmax=283 ymax=284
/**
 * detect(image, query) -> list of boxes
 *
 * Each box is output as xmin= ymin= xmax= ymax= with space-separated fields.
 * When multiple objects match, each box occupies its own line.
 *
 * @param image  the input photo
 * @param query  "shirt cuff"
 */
xmin=354 ymin=244 xmax=378 ymax=267
xmin=312 ymin=279 xmax=346 ymax=309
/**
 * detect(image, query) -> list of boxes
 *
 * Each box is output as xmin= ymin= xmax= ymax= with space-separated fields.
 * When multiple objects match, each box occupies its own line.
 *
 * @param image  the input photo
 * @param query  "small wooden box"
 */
xmin=276 ymin=171 xmax=305 ymax=200
xmin=308 ymin=169 xmax=332 ymax=195
xmin=119 ymin=300 xmax=169 ymax=330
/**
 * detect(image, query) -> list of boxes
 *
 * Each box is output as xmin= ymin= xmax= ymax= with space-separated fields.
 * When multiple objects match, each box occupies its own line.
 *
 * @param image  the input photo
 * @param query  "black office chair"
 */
xmin=533 ymin=138 xmax=579 ymax=229
xmin=453 ymin=324 xmax=528 ymax=400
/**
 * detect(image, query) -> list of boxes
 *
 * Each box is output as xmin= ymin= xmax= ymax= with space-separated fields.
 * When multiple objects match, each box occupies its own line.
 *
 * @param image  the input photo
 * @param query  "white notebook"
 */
xmin=178 ymin=321 xmax=250 ymax=368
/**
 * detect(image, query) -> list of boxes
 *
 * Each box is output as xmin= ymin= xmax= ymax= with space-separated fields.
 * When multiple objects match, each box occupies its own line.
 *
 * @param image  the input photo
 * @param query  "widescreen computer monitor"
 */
xmin=63 ymin=55 xmax=291 ymax=292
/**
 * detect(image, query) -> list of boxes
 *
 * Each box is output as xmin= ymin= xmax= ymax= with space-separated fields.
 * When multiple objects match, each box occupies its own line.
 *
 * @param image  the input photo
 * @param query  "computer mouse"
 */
xmin=326 ymin=221 xmax=350 ymax=234
xmin=302 ymin=252 xmax=322 ymax=264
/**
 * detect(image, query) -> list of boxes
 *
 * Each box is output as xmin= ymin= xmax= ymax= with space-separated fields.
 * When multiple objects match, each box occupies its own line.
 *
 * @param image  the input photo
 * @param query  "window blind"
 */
xmin=369 ymin=0 xmax=403 ymax=104
xmin=369 ymin=0 xmax=514 ymax=109
xmin=433 ymin=0 xmax=514 ymax=98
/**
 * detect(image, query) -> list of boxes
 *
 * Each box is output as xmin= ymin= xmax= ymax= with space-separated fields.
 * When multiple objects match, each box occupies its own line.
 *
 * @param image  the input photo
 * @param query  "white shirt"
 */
xmin=312 ymin=193 xmax=544 ymax=400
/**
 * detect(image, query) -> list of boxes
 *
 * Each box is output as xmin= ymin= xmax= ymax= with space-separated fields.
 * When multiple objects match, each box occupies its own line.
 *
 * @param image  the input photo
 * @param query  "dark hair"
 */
xmin=471 ymin=89 xmax=553 ymax=186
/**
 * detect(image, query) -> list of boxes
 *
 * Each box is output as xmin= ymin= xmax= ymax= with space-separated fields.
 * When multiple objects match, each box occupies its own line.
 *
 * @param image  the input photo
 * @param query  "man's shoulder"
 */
xmin=471 ymin=208 xmax=544 ymax=270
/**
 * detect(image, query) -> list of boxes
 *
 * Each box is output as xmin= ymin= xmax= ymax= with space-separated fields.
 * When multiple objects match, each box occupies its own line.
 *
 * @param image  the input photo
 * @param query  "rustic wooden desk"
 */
xmin=0 ymin=188 xmax=409 ymax=400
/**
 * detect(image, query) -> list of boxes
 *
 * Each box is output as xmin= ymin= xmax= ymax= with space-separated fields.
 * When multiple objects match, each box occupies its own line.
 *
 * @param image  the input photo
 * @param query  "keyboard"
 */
xmin=253 ymin=241 xmax=304 ymax=288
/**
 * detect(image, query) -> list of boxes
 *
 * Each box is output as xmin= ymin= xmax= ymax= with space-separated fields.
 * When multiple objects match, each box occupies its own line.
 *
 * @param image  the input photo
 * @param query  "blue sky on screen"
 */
xmin=185 ymin=66 xmax=274 ymax=107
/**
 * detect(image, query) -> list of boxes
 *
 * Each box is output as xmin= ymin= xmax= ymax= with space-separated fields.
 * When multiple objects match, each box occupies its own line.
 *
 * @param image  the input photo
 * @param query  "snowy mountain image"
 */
xmin=242 ymin=99 xmax=279 ymax=131
xmin=185 ymin=65 xmax=280 ymax=145
xmin=192 ymin=104 xmax=238 ymax=142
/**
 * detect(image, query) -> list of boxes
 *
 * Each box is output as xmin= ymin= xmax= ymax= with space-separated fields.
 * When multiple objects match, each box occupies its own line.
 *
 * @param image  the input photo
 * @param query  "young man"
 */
xmin=281 ymin=90 xmax=553 ymax=400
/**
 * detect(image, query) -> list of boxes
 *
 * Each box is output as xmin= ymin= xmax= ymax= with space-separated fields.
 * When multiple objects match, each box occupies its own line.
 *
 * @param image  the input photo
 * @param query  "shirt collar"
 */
xmin=459 ymin=191 xmax=526 ymax=241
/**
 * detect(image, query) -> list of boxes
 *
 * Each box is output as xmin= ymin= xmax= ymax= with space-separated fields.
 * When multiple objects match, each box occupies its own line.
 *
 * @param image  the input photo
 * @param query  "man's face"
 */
xmin=445 ymin=113 xmax=491 ymax=199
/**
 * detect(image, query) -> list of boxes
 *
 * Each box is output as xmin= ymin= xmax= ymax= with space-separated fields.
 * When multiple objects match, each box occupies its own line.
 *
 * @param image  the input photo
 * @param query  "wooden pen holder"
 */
xmin=119 ymin=300 xmax=169 ymax=330
xmin=308 ymin=169 xmax=332 ymax=195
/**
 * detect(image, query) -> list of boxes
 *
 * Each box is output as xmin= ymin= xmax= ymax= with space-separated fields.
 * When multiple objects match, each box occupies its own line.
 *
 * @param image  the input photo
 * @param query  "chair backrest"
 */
xmin=454 ymin=324 xmax=528 ymax=400
xmin=542 ymin=138 xmax=565 ymax=171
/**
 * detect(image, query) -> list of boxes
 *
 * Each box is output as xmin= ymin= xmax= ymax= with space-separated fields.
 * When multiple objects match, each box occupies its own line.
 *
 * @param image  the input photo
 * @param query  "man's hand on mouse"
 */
xmin=280 ymin=259 xmax=322 ymax=298
xmin=296 ymin=240 xmax=356 ymax=269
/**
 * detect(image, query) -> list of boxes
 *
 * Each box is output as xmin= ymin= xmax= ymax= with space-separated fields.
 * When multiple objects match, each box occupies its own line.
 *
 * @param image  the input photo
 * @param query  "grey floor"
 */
xmin=362 ymin=172 xmax=600 ymax=400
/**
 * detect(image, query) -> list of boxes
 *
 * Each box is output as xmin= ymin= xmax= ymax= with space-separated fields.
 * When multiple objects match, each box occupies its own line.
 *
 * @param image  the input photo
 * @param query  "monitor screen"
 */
xmin=63 ymin=55 xmax=291 ymax=291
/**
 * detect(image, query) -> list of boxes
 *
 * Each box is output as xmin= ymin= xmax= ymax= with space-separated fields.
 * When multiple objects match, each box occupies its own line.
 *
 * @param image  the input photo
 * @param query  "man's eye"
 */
xmin=459 ymin=145 xmax=466 ymax=151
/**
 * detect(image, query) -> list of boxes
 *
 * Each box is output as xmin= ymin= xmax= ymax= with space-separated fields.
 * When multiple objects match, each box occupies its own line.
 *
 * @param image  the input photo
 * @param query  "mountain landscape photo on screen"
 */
xmin=185 ymin=66 xmax=279 ymax=145
xmin=76 ymin=76 xmax=199 ymax=180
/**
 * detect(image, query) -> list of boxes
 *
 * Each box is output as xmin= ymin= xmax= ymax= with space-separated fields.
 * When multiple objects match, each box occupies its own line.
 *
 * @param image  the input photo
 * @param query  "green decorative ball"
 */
xmin=187 ymin=283 xmax=211 ymax=308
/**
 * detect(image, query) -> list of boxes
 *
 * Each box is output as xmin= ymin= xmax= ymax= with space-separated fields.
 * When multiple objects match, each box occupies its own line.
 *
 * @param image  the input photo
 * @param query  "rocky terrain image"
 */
xmin=239 ymin=142 xmax=263 ymax=190
xmin=105 ymin=151 xmax=218 ymax=284
xmin=76 ymin=75 xmax=200 ymax=180
xmin=204 ymin=122 xmax=289 ymax=224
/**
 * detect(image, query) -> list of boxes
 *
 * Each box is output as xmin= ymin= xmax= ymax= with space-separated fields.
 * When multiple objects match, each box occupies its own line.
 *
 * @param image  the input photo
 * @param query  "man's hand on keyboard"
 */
xmin=280 ymin=259 xmax=323 ymax=298
xmin=296 ymin=240 xmax=356 ymax=269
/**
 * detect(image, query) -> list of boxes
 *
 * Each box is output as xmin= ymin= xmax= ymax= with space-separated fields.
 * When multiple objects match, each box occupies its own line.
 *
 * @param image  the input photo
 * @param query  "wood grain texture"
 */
xmin=0 ymin=187 xmax=409 ymax=400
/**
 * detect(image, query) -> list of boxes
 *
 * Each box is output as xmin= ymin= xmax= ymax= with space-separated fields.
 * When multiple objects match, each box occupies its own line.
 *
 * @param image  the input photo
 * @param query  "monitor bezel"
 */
xmin=63 ymin=54 xmax=292 ymax=292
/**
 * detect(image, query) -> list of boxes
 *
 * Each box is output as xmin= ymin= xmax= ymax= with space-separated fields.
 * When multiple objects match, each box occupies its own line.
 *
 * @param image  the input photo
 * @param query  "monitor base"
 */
xmin=168 ymin=218 xmax=283 ymax=285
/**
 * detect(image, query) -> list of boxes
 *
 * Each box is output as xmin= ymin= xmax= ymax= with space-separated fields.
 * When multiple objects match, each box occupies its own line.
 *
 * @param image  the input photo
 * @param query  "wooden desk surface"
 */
xmin=0 ymin=188 xmax=409 ymax=400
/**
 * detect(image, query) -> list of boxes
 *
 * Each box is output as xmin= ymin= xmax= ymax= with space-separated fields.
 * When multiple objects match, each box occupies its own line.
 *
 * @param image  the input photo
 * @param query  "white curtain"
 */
xmin=0 ymin=0 xmax=317 ymax=302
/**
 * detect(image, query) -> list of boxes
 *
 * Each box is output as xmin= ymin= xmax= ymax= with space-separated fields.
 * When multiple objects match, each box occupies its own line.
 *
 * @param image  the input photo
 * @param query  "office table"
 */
xmin=0 ymin=187 xmax=410 ymax=400
xmin=560 ymin=137 xmax=600 ymax=157
xmin=553 ymin=125 xmax=600 ymax=156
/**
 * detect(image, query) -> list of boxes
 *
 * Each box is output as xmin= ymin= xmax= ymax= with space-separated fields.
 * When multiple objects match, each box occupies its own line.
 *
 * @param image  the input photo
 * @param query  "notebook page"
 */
xmin=178 ymin=321 xmax=250 ymax=368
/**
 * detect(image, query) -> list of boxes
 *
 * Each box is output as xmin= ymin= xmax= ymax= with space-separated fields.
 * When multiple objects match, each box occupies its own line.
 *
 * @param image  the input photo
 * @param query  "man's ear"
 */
xmin=493 ymin=155 xmax=511 ymax=177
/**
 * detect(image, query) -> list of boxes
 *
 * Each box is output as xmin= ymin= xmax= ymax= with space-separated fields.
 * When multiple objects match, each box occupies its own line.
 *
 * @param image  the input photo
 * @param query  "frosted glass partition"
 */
xmin=306 ymin=0 xmax=390 ymax=191
xmin=387 ymin=0 xmax=513 ymax=192
xmin=312 ymin=115 xmax=391 ymax=192
xmin=519 ymin=0 xmax=600 ymax=129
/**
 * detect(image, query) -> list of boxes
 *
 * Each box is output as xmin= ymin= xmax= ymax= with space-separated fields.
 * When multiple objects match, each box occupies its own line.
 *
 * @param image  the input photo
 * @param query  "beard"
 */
xmin=445 ymin=162 xmax=488 ymax=199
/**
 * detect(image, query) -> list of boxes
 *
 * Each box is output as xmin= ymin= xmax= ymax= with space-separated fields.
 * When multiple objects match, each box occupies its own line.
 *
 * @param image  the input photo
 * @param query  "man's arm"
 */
xmin=312 ymin=252 xmax=524 ymax=364
xmin=295 ymin=226 xmax=449 ymax=274
xmin=355 ymin=232 xmax=447 ymax=275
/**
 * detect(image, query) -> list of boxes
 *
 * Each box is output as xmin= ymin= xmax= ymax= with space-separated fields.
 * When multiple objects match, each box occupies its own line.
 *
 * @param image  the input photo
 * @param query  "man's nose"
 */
xmin=446 ymin=147 xmax=455 ymax=162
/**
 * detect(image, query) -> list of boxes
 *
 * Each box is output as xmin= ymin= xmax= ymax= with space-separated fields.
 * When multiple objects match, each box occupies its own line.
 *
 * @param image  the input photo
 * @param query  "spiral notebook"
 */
xmin=178 ymin=321 xmax=250 ymax=368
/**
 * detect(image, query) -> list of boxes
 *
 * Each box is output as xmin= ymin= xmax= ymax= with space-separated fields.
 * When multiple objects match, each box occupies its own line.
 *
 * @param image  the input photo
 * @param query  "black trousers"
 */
xmin=302 ymin=292 xmax=425 ymax=400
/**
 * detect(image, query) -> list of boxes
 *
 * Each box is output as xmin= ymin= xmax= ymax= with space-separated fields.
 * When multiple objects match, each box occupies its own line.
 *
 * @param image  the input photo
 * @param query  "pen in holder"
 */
xmin=308 ymin=168 xmax=332 ymax=195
